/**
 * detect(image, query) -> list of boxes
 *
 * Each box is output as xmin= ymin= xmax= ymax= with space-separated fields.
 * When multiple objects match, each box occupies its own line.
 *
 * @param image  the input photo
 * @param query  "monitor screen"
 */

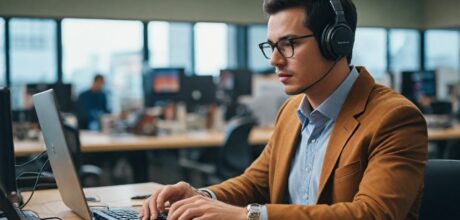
xmin=0 ymin=88 xmax=21 ymax=203
xmin=182 ymin=75 xmax=216 ymax=106
xmin=152 ymin=72 xmax=181 ymax=93
xmin=25 ymin=83 xmax=74 ymax=113
xmin=219 ymin=69 xmax=252 ymax=99
xmin=218 ymin=71 xmax=235 ymax=91
xmin=143 ymin=68 xmax=185 ymax=107
xmin=401 ymin=70 xmax=437 ymax=104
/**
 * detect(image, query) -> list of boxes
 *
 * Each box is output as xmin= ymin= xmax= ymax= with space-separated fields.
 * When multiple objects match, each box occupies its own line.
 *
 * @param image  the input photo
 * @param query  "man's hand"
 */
xmin=140 ymin=181 xmax=199 ymax=220
xmin=167 ymin=195 xmax=247 ymax=220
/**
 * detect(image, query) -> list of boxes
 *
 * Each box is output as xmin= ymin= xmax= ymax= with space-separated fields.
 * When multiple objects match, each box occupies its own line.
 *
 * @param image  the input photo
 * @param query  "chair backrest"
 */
xmin=217 ymin=116 xmax=257 ymax=179
xmin=420 ymin=159 xmax=460 ymax=219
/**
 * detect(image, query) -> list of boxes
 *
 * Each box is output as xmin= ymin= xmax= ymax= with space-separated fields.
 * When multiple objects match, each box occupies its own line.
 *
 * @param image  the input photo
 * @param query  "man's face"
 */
xmin=94 ymin=78 xmax=105 ymax=91
xmin=267 ymin=7 xmax=329 ymax=95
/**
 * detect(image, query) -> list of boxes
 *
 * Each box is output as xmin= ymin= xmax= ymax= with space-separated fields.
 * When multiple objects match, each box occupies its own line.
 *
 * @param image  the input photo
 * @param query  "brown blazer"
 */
xmin=208 ymin=67 xmax=428 ymax=219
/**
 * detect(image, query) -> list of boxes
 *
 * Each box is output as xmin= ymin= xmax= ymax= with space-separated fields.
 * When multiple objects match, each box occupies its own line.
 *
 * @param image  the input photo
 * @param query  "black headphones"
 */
xmin=319 ymin=0 xmax=354 ymax=60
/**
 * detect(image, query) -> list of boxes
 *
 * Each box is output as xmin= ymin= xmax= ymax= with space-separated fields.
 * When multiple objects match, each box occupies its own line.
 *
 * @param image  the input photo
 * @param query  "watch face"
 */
xmin=247 ymin=204 xmax=261 ymax=220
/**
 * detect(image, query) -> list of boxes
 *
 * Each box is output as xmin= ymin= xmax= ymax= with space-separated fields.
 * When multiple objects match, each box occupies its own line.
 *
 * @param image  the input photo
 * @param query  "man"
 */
xmin=141 ymin=0 xmax=428 ymax=219
xmin=77 ymin=74 xmax=110 ymax=130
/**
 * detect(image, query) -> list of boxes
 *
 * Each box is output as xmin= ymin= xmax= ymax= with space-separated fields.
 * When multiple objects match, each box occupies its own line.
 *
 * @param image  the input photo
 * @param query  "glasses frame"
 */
xmin=258 ymin=34 xmax=314 ymax=59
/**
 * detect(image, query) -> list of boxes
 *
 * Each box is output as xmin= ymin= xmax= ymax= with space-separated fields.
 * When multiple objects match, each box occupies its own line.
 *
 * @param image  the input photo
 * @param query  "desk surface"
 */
xmin=15 ymin=127 xmax=273 ymax=157
xmin=426 ymin=124 xmax=460 ymax=141
xmin=15 ymin=125 xmax=460 ymax=157
xmin=23 ymin=183 xmax=160 ymax=220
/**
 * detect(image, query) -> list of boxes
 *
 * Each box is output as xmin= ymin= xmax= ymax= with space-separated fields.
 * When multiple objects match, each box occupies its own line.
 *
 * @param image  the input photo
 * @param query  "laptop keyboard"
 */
xmin=93 ymin=208 xmax=140 ymax=220
xmin=92 ymin=208 xmax=168 ymax=220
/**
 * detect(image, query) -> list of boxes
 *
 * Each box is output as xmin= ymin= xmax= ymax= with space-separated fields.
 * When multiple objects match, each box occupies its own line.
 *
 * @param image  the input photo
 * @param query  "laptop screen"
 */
xmin=32 ymin=89 xmax=93 ymax=220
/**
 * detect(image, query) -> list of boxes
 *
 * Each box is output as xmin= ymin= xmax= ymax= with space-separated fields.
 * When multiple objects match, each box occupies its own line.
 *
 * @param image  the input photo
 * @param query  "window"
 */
xmin=148 ymin=22 xmax=193 ymax=73
xmin=62 ymin=19 xmax=143 ymax=113
xmin=9 ymin=18 xmax=57 ymax=109
xmin=194 ymin=22 xmax=236 ymax=76
xmin=389 ymin=29 xmax=420 ymax=73
xmin=248 ymin=25 xmax=273 ymax=73
xmin=0 ymin=18 xmax=5 ymax=86
xmin=352 ymin=28 xmax=387 ymax=80
xmin=425 ymin=30 xmax=460 ymax=71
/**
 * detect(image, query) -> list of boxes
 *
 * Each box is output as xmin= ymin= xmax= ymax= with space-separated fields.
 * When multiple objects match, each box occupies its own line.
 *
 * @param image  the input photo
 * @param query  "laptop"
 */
xmin=32 ymin=89 xmax=164 ymax=220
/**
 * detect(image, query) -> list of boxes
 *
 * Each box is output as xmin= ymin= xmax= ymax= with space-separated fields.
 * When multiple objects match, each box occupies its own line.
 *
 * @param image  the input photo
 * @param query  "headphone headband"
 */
xmin=329 ymin=0 xmax=346 ymax=23
xmin=319 ymin=0 xmax=354 ymax=60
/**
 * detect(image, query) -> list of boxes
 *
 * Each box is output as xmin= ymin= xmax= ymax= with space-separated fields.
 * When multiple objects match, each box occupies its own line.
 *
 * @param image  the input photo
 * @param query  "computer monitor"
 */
xmin=143 ymin=67 xmax=185 ymax=107
xmin=25 ymin=83 xmax=74 ymax=113
xmin=0 ymin=87 xmax=22 ymax=204
xmin=182 ymin=75 xmax=217 ymax=106
xmin=401 ymin=70 xmax=437 ymax=104
xmin=219 ymin=69 xmax=252 ymax=100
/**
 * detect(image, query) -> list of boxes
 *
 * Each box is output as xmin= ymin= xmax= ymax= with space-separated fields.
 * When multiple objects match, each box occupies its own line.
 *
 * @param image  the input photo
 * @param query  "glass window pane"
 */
xmin=248 ymin=25 xmax=273 ymax=73
xmin=194 ymin=22 xmax=229 ymax=76
xmin=63 ymin=19 xmax=143 ymax=113
xmin=389 ymin=29 xmax=420 ymax=73
xmin=148 ymin=22 xmax=193 ymax=73
xmin=10 ymin=18 xmax=57 ymax=109
xmin=425 ymin=30 xmax=460 ymax=71
xmin=352 ymin=28 xmax=387 ymax=80
xmin=226 ymin=25 xmax=238 ymax=70
xmin=0 ymin=18 xmax=4 ymax=86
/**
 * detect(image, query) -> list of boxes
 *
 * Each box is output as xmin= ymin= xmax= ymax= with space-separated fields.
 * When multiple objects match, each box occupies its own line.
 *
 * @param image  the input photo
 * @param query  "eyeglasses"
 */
xmin=258 ymin=34 xmax=314 ymax=59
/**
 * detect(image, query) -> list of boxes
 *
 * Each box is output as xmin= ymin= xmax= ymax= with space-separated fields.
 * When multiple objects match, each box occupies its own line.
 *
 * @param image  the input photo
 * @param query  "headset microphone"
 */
xmin=297 ymin=57 xmax=341 ymax=94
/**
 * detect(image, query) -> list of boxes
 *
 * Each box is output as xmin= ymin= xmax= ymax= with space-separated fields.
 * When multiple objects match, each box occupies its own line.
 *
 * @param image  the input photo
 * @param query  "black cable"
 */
xmin=16 ymin=172 xmax=50 ymax=180
xmin=19 ymin=159 xmax=49 ymax=209
xmin=15 ymin=151 xmax=47 ymax=167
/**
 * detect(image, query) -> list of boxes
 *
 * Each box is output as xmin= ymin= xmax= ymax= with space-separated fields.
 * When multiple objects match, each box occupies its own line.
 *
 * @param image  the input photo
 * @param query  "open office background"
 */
xmin=0 ymin=0 xmax=459 ymax=114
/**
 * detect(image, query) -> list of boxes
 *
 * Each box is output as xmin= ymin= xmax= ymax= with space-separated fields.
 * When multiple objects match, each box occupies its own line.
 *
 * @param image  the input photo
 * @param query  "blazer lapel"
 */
xmin=316 ymin=67 xmax=375 ymax=202
xmin=271 ymin=96 xmax=302 ymax=203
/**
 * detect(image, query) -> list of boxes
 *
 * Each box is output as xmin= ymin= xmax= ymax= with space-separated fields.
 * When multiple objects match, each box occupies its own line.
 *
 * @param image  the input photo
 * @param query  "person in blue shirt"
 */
xmin=77 ymin=74 xmax=110 ymax=130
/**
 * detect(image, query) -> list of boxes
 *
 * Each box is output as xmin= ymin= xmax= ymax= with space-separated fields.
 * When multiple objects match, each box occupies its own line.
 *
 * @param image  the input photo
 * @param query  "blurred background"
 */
xmin=1 ymin=0 xmax=460 ymax=187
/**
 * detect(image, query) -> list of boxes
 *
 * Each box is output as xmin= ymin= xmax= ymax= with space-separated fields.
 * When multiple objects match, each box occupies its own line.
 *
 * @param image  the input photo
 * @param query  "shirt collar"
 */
xmin=296 ymin=66 xmax=359 ymax=127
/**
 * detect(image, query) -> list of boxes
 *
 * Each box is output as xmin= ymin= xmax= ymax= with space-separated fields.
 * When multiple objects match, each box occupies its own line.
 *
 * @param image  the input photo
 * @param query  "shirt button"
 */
xmin=305 ymin=166 xmax=311 ymax=172
xmin=311 ymin=139 xmax=316 ymax=143
xmin=304 ymin=194 xmax=309 ymax=200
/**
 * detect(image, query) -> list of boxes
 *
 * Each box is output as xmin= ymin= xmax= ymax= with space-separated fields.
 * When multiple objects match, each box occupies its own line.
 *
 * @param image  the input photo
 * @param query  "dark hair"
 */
xmin=94 ymin=74 xmax=104 ymax=82
xmin=263 ymin=0 xmax=357 ymax=63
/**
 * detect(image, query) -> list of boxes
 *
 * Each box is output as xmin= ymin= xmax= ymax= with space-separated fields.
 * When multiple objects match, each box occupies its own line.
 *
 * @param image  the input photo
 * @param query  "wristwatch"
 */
xmin=246 ymin=203 xmax=262 ymax=220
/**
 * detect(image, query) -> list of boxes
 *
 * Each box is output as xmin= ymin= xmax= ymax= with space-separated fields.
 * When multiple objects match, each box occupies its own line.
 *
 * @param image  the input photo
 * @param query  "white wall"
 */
xmin=0 ymin=0 xmax=426 ymax=28
xmin=0 ymin=0 xmax=265 ymax=24
xmin=424 ymin=0 xmax=460 ymax=28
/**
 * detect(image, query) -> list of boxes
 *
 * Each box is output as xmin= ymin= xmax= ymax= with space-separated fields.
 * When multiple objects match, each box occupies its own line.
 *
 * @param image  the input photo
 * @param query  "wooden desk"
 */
xmin=427 ymin=124 xmax=460 ymax=141
xmin=14 ymin=127 xmax=274 ymax=157
xmin=17 ymin=124 xmax=459 ymax=157
xmin=23 ymin=183 xmax=160 ymax=219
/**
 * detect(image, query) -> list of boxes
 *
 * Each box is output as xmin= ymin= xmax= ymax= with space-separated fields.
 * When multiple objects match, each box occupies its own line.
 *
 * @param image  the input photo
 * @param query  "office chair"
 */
xmin=62 ymin=124 xmax=103 ymax=187
xmin=419 ymin=159 xmax=460 ymax=220
xmin=179 ymin=116 xmax=257 ymax=186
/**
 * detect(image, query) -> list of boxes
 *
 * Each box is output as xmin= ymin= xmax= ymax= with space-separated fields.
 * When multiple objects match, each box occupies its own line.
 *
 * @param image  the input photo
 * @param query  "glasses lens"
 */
xmin=278 ymin=39 xmax=293 ymax=58
xmin=260 ymin=43 xmax=273 ymax=59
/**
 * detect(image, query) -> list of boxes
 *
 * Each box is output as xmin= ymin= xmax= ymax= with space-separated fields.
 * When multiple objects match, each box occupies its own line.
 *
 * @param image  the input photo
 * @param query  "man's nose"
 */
xmin=269 ymin=48 xmax=287 ymax=67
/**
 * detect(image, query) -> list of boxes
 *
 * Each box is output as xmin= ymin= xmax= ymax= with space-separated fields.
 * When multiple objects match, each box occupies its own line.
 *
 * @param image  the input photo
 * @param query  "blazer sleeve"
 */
xmin=265 ymin=104 xmax=428 ymax=219
xmin=207 ymin=97 xmax=294 ymax=206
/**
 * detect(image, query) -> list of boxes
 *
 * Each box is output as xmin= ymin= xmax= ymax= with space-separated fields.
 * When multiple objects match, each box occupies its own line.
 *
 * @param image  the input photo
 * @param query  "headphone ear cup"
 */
xmin=320 ymin=23 xmax=336 ymax=60
xmin=321 ymin=23 xmax=354 ymax=61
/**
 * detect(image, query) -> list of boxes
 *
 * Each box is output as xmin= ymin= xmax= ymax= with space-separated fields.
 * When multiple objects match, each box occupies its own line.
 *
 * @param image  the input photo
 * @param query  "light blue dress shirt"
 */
xmin=260 ymin=67 xmax=359 ymax=219
xmin=206 ymin=67 xmax=359 ymax=220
